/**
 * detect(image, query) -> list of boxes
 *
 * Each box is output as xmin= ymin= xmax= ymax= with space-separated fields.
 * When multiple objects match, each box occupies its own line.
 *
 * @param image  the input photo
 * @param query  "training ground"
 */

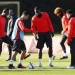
xmin=0 ymin=35 xmax=74 ymax=75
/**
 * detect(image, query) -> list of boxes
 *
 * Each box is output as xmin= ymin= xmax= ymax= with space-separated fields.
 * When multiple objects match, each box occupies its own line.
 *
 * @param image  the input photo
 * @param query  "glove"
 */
xmin=35 ymin=35 xmax=39 ymax=40
xmin=51 ymin=32 xmax=54 ymax=37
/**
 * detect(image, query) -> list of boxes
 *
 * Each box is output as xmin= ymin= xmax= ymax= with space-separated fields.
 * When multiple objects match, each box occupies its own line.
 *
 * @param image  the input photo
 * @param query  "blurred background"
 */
xmin=0 ymin=0 xmax=75 ymax=33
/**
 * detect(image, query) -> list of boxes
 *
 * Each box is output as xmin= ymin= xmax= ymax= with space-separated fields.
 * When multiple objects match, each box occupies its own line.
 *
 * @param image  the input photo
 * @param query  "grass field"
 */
xmin=0 ymin=53 xmax=75 ymax=75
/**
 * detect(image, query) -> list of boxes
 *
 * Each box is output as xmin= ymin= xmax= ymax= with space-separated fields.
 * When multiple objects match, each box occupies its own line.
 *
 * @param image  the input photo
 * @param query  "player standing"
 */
xmin=54 ymin=7 xmax=68 ymax=60
xmin=31 ymin=6 xmax=54 ymax=67
xmin=6 ymin=9 xmax=17 ymax=61
xmin=66 ymin=10 xmax=75 ymax=69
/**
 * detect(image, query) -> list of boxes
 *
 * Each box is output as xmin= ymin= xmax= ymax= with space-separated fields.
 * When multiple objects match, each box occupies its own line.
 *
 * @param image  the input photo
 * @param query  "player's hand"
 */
xmin=51 ymin=32 xmax=54 ymax=37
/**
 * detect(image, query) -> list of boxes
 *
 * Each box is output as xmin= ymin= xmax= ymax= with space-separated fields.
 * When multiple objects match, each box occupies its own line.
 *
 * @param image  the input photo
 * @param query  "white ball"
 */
xmin=28 ymin=62 xmax=35 ymax=69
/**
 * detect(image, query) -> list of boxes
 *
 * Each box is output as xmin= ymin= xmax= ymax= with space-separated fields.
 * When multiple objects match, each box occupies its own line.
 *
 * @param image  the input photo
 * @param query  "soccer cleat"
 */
xmin=5 ymin=58 xmax=11 ymax=61
xmin=60 ymin=56 xmax=68 ymax=60
xmin=17 ymin=64 xmax=26 ymax=68
xmin=8 ymin=64 xmax=15 ymax=69
xmin=24 ymin=54 xmax=31 ymax=59
xmin=49 ymin=64 xmax=54 ymax=67
xmin=38 ymin=63 xmax=42 ymax=67
xmin=48 ymin=63 xmax=54 ymax=67
xmin=67 ymin=65 xmax=75 ymax=69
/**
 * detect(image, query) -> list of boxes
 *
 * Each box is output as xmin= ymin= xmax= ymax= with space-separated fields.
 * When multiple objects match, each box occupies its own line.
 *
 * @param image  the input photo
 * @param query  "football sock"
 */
xmin=63 ymin=53 xmax=67 ymax=56
xmin=49 ymin=57 xmax=53 ymax=65
xmin=39 ymin=59 xmax=42 ymax=64
xmin=10 ymin=60 xmax=14 ymax=64
xmin=18 ymin=60 xmax=22 ymax=64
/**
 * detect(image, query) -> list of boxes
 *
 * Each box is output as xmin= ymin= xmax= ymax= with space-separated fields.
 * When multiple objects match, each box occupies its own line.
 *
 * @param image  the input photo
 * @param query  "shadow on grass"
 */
xmin=0 ymin=66 xmax=73 ymax=71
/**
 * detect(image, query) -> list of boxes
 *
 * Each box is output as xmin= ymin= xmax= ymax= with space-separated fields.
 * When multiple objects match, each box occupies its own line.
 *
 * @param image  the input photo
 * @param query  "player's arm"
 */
xmin=67 ymin=20 xmax=73 ymax=45
xmin=61 ymin=16 xmax=68 ymax=34
xmin=31 ymin=18 xmax=37 ymax=36
xmin=8 ymin=19 xmax=13 ymax=36
xmin=61 ymin=26 xmax=68 ymax=34
xmin=18 ymin=20 xmax=33 ymax=32
xmin=46 ymin=13 xmax=54 ymax=33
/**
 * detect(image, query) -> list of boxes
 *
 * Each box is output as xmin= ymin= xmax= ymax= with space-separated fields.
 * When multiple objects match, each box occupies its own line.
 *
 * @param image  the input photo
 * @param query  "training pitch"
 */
xmin=0 ymin=53 xmax=75 ymax=75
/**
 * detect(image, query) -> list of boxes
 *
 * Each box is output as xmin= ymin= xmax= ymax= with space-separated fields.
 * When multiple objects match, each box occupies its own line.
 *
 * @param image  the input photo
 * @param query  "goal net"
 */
xmin=0 ymin=1 xmax=20 ymax=17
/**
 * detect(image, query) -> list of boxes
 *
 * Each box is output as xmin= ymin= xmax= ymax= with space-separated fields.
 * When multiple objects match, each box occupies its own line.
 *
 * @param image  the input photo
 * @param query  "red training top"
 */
xmin=67 ymin=17 xmax=75 ymax=44
xmin=61 ymin=14 xmax=68 ymax=33
xmin=31 ymin=12 xmax=54 ymax=33
xmin=0 ymin=15 xmax=6 ymax=37
xmin=16 ymin=20 xmax=33 ymax=39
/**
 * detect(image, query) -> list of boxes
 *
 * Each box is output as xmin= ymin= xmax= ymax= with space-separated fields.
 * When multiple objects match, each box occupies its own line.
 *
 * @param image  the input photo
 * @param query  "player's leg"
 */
xmin=0 ymin=40 xmax=2 ymax=56
xmin=36 ymin=33 xmax=44 ymax=67
xmin=45 ymin=32 xmax=54 ymax=67
xmin=60 ymin=34 xmax=68 ymax=59
xmin=6 ymin=45 xmax=12 ymax=61
xmin=1 ymin=35 xmax=13 ymax=46
xmin=17 ymin=40 xmax=27 ymax=68
xmin=8 ymin=39 xmax=21 ymax=69
xmin=8 ymin=51 xmax=18 ymax=69
xmin=67 ymin=38 xmax=75 ymax=69
xmin=38 ymin=48 xmax=43 ymax=67
xmin=18 ymin=50 xmax=26 ymax=68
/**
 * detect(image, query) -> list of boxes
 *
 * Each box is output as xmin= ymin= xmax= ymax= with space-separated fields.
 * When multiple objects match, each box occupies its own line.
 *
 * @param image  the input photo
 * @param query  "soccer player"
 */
xmin=66 ymin=10 xmax=75 ymax=69
xmin=31 ymin=6 xmax=54 ymax=67
xmin=6 ymin=9 xmax=17 ymax=61
xmin=0 ymin=8 xmax=14 ymax=68
xmin=54 ymin=7 xmax=68 ymax=60
xmin=8 ymin=11 xmax=33 ymax=69
xmin=0 ymin=8 xmax=13 ymax=49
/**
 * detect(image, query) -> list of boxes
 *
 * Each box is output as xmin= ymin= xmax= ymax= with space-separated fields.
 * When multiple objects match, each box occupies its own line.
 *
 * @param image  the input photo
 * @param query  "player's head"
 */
xmin=54 ymin=7 xmax=64 ymax=18
xmin=9 ymin=9 xmax=14 ymax=16
xmin=66 ymin=10 xmax=73 ymax=19
xmin=21 ymin=11 xmax=30 ymax=20
xmin=34 ymin=6 xmax=41 ymax=16
xmin=2 ymin=8 xmax=9 ymax=16
xmin=7 ymin=9 xmax=14 ymax=18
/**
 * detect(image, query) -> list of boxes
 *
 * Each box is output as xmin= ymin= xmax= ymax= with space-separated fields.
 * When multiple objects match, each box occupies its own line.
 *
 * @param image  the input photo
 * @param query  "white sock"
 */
xmin=10 ymin=60 xmax=14 ymax=64
xmin=63 ymin=53 xmax=67 ymax=56
xmin=18 ymin=60 xmax=22 ymax=64
xmin=49 ymin=57 xmax=53 ymax=65
xmin=39 ymin=59 xmax=42 ymax=64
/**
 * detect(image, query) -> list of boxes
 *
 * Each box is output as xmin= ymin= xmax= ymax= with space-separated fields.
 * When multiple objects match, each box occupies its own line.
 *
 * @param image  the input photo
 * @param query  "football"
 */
xmin=28 ymin=62 xmax=36 ymax=69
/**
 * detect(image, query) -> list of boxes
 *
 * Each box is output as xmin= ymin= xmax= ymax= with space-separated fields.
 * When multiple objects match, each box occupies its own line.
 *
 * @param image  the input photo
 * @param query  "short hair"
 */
xmin=54 ymin=7 xmax=64 ymax=14
xmin=66 ymin=9 xmax=73 ymax=14
xmin=2 ymin=8 xmax=9 ymax=13
xmin=9 ymin=9 xmax=13 ymax=15
xmin=22 ymin=11 xmax=30 ymax=15
xmin=34 ymin=6 xmax=40 ymax=11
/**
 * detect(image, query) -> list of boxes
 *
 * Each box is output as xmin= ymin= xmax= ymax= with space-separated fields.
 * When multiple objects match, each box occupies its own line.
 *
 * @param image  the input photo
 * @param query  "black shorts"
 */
xmin=0 ymin=35 xmax=13 ymax=46
xmin=36 ymin=31 xmax=52 ymax=49
xmin=12 ymin=39 xmax=26 ymax=52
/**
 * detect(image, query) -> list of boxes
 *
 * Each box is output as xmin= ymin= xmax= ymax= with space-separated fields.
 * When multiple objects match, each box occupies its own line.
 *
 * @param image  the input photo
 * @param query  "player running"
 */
xmin=31 ymin=6 xmax=54 ymax=67
xmin=54 ymin=7 xmax=68 ymax=60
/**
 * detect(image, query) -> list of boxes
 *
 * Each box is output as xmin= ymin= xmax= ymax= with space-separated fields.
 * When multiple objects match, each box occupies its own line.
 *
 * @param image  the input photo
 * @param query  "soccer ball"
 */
xmin=28 ymin=62 xmax=35 ymax=69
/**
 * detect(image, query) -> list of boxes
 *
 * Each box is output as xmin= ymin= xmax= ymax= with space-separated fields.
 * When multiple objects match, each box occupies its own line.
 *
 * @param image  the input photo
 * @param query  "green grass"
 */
xmin=0 ymin=53 xmax=75 ymax=75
